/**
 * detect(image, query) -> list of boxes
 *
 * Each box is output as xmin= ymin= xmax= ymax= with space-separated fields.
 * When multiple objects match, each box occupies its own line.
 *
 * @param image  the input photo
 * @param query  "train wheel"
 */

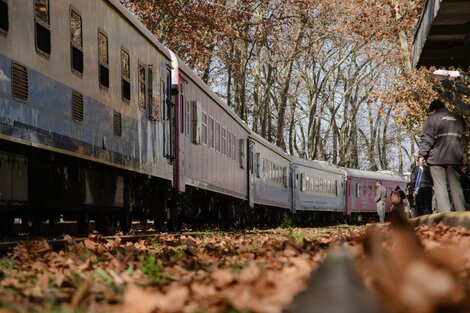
xmin=0 ymin=213 xmax=14 ymax=236
xmin=95 ymin=214 xmax=109 ymax=234
xmin=27 ymin=217 xmax=42 ymax=235
xmin=167 ymin=206 xmax=180 ymax=232
xmin=119 ymin=208 xmax=132 ymax=233
xmin=77 ymin=214 xmax=91 ymax=235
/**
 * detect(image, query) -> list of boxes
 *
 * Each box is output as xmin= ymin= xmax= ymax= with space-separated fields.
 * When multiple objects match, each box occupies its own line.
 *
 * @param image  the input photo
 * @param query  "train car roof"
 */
xmin=173 ymin=54 xmax=250 ymax=132
xmin=344 ymin=168 xmax=408 ymax=182
xmin=292 ymin=157 xmax=345 ymax=175
xmin=107 ymin=0 xmax=172 ymax=60
xmin=250 ymin=132 xmax=292 ymax=161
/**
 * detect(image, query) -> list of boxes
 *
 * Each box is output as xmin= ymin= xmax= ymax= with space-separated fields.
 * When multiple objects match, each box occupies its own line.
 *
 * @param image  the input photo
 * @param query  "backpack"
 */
xmin=391 ymin=191 xmax=401 ymax=205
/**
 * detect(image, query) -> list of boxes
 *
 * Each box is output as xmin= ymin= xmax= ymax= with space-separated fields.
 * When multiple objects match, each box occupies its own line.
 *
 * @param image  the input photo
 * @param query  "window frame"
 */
xmin=121 ymin=47 xmax=131 ymax=102
xmin=69 ymin=7 xmax=83 ymax=76
xmin=208 ymin=116 xmax=214 ymax=149
xmin=138 ymin=61 xmax=146 ymax=110
xmin=0 ymin=0 xmax=9 ymax=37
xmin=98 ymin=29 xmax=109 ymax=90
xmin=34 ymin=0 xmax=51 ymax=58
xmin=201 ymin=111 xmax=208 ymax=146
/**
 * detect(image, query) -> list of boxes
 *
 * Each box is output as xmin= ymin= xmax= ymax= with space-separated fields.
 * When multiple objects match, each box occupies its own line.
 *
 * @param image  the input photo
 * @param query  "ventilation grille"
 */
xmin=72 ymin=91 xmax=84 ymax=122
xmin=12 ymin=63 xmax=28 ymax=101
xmin=113 ymin=111 xmax=122 ymax=137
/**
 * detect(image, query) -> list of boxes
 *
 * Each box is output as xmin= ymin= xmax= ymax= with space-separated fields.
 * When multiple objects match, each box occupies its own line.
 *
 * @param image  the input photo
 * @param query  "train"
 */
xmin=0 ymin=0 xmax=407 ymax=234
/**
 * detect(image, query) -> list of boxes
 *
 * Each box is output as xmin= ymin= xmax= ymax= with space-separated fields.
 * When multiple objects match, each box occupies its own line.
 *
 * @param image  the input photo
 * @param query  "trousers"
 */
xmin=430 ymin=165 xmax=465 ymax=212
xmin=376 ymin=200 xmax=385 ymax=223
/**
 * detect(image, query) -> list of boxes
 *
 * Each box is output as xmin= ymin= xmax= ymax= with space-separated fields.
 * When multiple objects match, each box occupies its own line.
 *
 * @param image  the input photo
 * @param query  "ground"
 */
xmin=0 ymin=222 xmax=470 ymax=313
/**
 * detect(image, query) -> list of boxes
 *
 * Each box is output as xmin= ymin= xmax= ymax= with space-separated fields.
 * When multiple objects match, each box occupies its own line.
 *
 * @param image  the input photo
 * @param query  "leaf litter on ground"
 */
xmin=0 ymin=220 xmax=469 ymax=313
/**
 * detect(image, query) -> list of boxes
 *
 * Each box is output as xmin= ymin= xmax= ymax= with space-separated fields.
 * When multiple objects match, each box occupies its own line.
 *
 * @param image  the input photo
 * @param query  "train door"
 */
xmin=247 ymin=138 xmax=254 ymax=208
xmin=169 ymin=52 xmax=185 ymax=193
xmin=162 ymin=67 xmax=175 ymax=163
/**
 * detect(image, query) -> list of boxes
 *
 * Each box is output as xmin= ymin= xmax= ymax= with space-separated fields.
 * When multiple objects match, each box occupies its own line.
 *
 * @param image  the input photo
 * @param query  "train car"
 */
xmin=291 ymin=158 xmax=346 ymax=225
xmin=344 ymin=169 xmax=408 ymax=222
xmin=248 ymin=132 xmax=291 ymax=226
xmin=170 ymin=53 xmax=251 ymax=228
xmin=0 ymin=0 xmax=176 ymax=233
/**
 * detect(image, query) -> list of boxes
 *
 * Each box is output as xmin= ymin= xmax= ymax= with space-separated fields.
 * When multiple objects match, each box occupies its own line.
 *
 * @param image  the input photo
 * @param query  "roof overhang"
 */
xmin=412 ymin=0 xmax=470 ymax=68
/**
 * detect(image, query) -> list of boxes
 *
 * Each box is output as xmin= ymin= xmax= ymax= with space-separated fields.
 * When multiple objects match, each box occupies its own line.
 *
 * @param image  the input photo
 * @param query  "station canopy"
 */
xmin=412 ymin=0 xmax=470 ymax=68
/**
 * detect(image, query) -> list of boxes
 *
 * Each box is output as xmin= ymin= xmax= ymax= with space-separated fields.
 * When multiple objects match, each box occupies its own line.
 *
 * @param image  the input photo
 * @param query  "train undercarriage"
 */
xmin=0 ymin=141 xmax=382 ymax=236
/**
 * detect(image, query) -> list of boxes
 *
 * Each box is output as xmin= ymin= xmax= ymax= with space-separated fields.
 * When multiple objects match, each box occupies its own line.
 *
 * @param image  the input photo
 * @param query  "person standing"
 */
xmin=390 ymin=186 xmax=406 ymax=213
xmin=375 ymin=180 xmax=387 ymax=223
xmin=411 ymin=162 xmax=433 ymax=216
xmin=418 ymin=99 xmax=467 ymax=213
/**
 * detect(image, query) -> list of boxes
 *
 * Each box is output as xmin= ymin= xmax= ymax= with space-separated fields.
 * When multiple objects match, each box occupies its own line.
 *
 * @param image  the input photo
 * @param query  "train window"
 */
xmin=146 ymin=66 xmax=153 ymax=117
xmin=11 ymin=63 xmax=28 ymax=102
xmin=185 ymin=100 xmax=190 ymax=136
xmin=35 ymin=0 xmax=51 ymax=57
xmin=356 ymin=183 xmax=360 ymax=198
xmin=255 ymin=153 xmax=260 ymax=178
xmin=70 ymin=9 xmax=83 ymax=75
xmin=283 ymin=167 xmax=288 ymax=187
xmin=221 ymin=128 xmax=226 ymax=155
xmin=121 ymin=49 xmax=130 ymax=102
xmin=300 ymin=173 xmax=305 ymax=192
xmin=0 ymin=0 xmax=8 ymax=37
xmin=335 ymin=181 xmax=339 ymax=196
xmin=150 ymin=77 xmax=160 ymax=121
xmin=98 ymin=31 xmax=109 ymax=89
xmin=215 ymin=122 xmax=220 ymax=152
xmin=138 ymin=63 xmax=146 ymax=110
xmin=192 ymin=101 xmax=201 ymax=144
xmin=202 ymin=111 xmax=208 ymax=145
xmin=161 ymin=80 xmax=168 ymax=121
xmin=227 ymin=131 xmax=232 ymax=158
xmin=232 ymin=134 xmax=236 ymax=161
xmin=72 ymin=91 xmax=84 ymax=122
xmin=208 ymin=116 xmax=214 ymax=148
xmin=235 ymin=136 xmax=239 ymax=162
xmin=113 ymin=111 xmax=122 ymax=137
xmin=239 ymin=139 xmax=245 ymax=168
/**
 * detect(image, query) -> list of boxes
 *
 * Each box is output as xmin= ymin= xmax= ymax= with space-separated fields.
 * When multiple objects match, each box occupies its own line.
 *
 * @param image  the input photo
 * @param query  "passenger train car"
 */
xmin=0 ymin=0 xmax=407 ymax=234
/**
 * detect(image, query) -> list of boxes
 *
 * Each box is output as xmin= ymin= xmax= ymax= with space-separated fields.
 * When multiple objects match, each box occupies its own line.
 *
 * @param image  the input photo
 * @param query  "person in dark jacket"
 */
xmin=390 ymin=186 xmax=406 ymax=212
xmin=418 ymin=99 xmax=467 ymax=213
xmin=410 ymin=162 xmax=433 ymax=216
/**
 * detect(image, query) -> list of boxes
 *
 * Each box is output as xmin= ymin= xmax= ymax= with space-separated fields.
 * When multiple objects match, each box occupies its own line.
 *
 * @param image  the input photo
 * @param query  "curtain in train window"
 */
xmin=98 ymin=31 xmax=109 ymax=88
xmin=255 ymin=153 xmax=260 ymax=178
xmin=138 ymin=63 xmax=146 ymax=110
xmin=121 ymin=49 xmax=130 ymax=101
xmin=70 ymin=9 xmax=83 ymax=74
